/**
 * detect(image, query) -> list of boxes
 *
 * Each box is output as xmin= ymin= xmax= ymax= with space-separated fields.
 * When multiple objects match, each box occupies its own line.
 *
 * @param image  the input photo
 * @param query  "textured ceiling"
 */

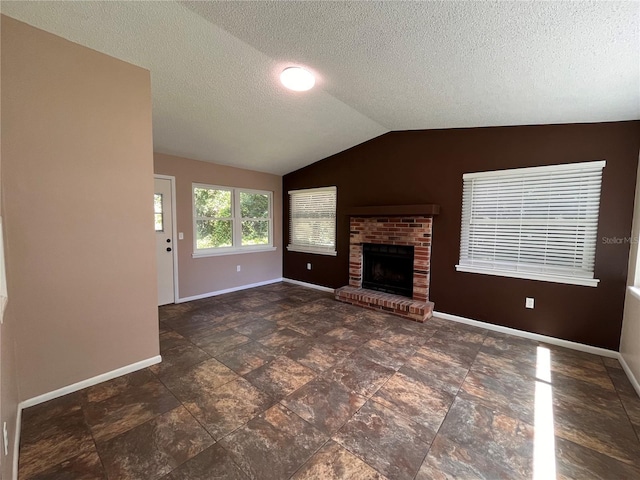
xmin=2 ymin=1 xmax=638 ymax=175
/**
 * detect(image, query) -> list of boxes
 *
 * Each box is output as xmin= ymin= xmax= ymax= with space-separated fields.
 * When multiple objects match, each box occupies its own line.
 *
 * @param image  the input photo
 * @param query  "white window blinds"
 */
xmin=288 ymin=186 xmax=337 ymax=256
xmin=456 ymin=161 xmax=605 ymax=287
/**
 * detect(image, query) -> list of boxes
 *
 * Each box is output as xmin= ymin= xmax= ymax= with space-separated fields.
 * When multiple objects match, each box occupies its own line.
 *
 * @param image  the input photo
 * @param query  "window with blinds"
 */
xmin=288 ymin=186 xmax=337 ymax=256
xmin=456 ymin=161 xmax=605 ymax=287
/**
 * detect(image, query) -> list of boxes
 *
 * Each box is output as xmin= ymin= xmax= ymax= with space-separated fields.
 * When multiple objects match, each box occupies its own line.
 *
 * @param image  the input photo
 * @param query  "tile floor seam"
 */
xmin=285 ymin=438 xmax=336 ymax=480
xmin=327 ymin=365 xmax=431 ymax=480
xmin=81 ymin=406 xmax=110 ymax=480
xmin=157 ymin=360 xmax=280 ymax=444
xmin=95 ymin=403 xmax=185 ymax=480
xmin=210 ymin=386 xmax=282 ymax=442
xmin=246 ymin=403 xmax=326 ymax=480
xmin=20 ymin=410 xmax=98 ymax=480
xmin=412 ymin=329 xmax=488 ymax=477
xmin=276 ymin=379 xmax=361 ymax=438
xmin=203 ymin=441 xmax=253 ymax=480
xmin=153 ymin=404 xmax=221 ymax=480
xmin=605 ymin=365 xmax=640 ymax=445
xmin=328 ymin=431 xmax=392 ymax=480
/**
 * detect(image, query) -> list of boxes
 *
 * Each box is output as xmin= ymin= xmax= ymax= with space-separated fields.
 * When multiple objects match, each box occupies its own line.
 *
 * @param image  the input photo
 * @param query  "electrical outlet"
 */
xmin=178 ymin=232 xmax=184 ymax=240
xmin=236 ymin=265 xmax=241 ymax=272
xmin=525 ymin=297 xmax=535 ymax=309
xmin=307 ymin=263 xmax=312 ymax=270
xmin=3 ymin=421 xmax=8 ymax=456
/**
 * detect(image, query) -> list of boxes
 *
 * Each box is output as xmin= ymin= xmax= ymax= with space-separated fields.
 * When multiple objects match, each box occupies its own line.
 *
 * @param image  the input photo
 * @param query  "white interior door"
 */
xmin=154 ymin=177 xmax=175 ymax=306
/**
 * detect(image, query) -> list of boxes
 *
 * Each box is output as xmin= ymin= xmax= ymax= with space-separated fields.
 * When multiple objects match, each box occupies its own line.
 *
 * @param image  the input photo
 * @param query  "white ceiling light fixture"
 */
xmin=280 ymin=66 xmax=315 ymax=91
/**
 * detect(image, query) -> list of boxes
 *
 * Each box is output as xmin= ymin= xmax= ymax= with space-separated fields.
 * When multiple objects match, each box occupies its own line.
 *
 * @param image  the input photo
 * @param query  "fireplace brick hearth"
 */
xmin=335 ymin=211 xmax=437 ymax=322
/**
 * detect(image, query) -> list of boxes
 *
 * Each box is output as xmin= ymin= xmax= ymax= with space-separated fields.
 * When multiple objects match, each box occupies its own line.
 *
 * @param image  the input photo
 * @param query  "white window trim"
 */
xmin=287 ymin=186 xmax=337 ymax=256
xmin=192 ymin=246 xmax=277 ymax=258
xmin=456 ymin=161 xmax=605 ymax=287
xmin=192 ymin=183 xmax=274 ymax=257
xmin=456 ymin=265 xmax=599 ymax=287
xmin=628 ymin=286 xmax=640 ymax=301
xmin=286 ymin=245 xmax=338 ymax=256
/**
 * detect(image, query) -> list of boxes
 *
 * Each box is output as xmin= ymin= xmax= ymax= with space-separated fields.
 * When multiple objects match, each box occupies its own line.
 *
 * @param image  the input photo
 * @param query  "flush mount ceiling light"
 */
xmin=280 ymin=67 xmax=315 ymax=91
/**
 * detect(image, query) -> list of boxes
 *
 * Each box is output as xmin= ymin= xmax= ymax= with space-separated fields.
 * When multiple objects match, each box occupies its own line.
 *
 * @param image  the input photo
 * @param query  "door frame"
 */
xmin=155 ymin=174 xmax=179 ymax=304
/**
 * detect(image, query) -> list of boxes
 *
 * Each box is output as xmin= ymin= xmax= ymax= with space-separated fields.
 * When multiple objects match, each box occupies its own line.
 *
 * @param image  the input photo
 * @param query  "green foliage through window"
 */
xmin=193 ymin=184 xmax=271 ymax=252
xmin=196 ymin=220 xmax=232 ymax=248
xmin=194 ymin=187 xmax=233 ymax=248
xmin=194 ymin=188 xmax=231 ymax=218
xmin=154 ymin=194 xmax=163 ymax=232
xmin=240 ymin=192 xmax=269 ymax=245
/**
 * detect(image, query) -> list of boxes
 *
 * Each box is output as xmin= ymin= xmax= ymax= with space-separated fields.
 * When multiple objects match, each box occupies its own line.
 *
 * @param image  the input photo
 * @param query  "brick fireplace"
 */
xmin=335 ymin=205 xmax=439 ymax=322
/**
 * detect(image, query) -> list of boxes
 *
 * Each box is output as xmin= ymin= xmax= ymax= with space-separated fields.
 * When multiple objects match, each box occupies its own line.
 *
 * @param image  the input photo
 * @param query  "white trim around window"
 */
xmin=192 ymin=183 xmax=274 ymax=258
xmin=456 ymin=161 xmax=605 ymax=287
xmin=287 ymin=186 xmax=337 ymax=256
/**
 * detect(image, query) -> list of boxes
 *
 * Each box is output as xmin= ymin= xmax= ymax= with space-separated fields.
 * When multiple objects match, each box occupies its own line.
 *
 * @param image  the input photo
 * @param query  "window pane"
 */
xmin=154 ymin=194 xmax=163 ymax=231
xmin=196 ymin=220 xmax=232 ymax=248
xmin=242 ymin=220 xmax=269 ymax=246
xmin=194 ymin=188 xmax=231 ymax=218
xmin=240 ymin=192 xmax=269 ymax=218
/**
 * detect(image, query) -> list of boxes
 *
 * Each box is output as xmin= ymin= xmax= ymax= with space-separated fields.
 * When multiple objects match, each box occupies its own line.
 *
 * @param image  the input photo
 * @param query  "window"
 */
xmin=154 ymin=194 xmax=164 ymax=232
xmin=193 ymin=183 xmax=273 ymax=257
xmin=456 ymin=161 xmax=605 ymax=287
xmin=288 ymin=186 xmax=337 ymax=256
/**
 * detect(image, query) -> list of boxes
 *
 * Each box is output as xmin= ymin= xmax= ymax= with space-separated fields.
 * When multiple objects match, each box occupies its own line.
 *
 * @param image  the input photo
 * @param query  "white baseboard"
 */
xmin=619 ymin=354 xmax=640 ymax=398
xmin=433 ymin=311 xmax=618 ymax=358
xmin=12 ymin=405 xmax=22 ymax=480
xmin=18 ymin=355 xmax=162 ymax=410
xmin=283 ymin=278 xmax=335 ymax=293
xmin=176 ymin=278 xmax=284 ymax=303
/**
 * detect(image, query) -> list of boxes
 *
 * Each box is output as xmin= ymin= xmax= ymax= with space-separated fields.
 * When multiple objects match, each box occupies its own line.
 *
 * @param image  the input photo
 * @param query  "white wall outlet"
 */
xmin=236 ymin=265 xmax=241 ymax=272
xmin=178 ymin=232 xmax=184 ymax=240
xmin=526 ymin=297 xmax=535 ymax=309
xmin=3 ymin=421 xmax=8 ymax=456
xmin=307 ymin=263 xmax=312 ymax=270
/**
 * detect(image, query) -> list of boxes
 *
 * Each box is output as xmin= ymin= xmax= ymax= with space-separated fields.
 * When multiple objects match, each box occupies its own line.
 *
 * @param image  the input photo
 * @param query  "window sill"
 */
xmin=628 ymin=286 xmax=640 ymax=301
xmin=455 ymin=265 xmax=599 ymax=287
xmin=287 ymin=245 xmax=337 ymax=256
xmin=193 ymin=246 xmax=276 ymax=258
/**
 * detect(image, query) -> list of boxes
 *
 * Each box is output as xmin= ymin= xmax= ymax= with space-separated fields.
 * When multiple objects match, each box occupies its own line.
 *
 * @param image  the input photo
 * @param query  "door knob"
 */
xmin=166 ymin=247 xmax=172 ymax=252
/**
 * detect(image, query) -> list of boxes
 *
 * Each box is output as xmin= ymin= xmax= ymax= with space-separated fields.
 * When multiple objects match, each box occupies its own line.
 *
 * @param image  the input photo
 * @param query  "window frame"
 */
xmin=455 ymin=161 xmax=605 ymax=287
xmin=287 ymin=186 xmax=338 ymax=256
xmin=192 ymin=183 xmax=274 ymax=258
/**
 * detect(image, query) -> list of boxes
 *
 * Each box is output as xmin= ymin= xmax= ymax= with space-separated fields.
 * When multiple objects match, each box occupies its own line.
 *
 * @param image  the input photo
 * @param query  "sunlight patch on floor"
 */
xmin=534 ymin=346 xmax=556 ymax=479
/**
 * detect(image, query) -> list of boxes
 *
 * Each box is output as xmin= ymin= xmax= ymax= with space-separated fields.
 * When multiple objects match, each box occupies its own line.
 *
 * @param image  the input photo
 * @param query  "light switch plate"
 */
xmin=525 ymin=297 xmax=535 ymax=309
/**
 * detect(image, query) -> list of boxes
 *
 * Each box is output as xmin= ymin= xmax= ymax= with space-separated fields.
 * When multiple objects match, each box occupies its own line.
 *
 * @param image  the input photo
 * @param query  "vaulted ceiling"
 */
xmin=2 ymin=1 xmax=638 ymax=175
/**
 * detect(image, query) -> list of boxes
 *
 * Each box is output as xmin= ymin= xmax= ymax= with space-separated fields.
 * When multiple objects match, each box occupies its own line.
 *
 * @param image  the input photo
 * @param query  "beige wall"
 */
xmin=1 ymin=15 xmax=158 ymax=409
xmin=154 ymin=153 xmax=283 ymax=299
xmin=620 ymin=152 xmax=640 ymax=390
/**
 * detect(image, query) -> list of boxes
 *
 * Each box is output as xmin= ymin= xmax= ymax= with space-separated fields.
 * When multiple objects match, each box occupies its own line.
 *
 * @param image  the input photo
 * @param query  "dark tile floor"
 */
xmin=18 ymin=282 xmax=640 ymax=479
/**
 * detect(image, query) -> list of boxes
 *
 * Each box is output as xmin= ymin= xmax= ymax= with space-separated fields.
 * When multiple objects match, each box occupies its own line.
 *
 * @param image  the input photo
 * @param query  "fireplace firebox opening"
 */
xmin=362 ymin=243 xmax=414 ymax=298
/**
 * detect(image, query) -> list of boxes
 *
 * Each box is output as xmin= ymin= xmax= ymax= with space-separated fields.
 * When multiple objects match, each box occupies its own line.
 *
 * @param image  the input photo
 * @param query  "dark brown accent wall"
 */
xmin=283 ymin=122 xmax=640 ymax=350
